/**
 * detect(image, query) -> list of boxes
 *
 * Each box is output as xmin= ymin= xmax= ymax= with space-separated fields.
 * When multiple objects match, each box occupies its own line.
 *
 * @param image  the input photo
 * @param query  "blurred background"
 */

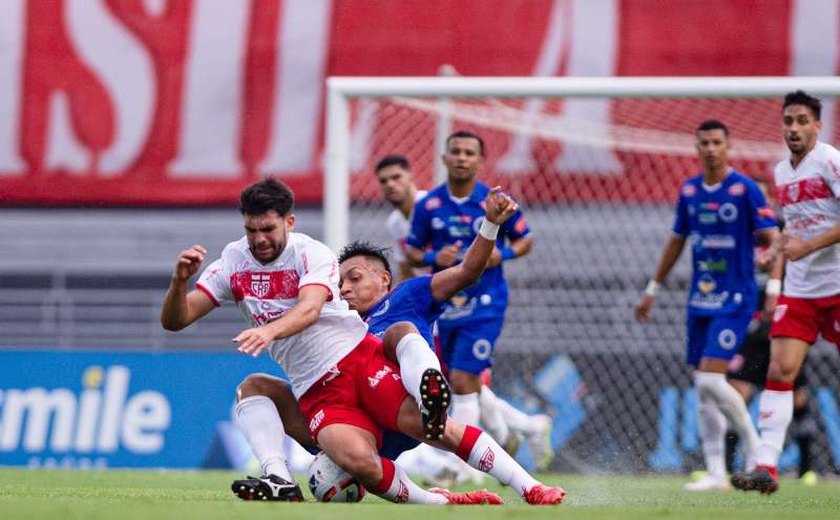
xmin=1 ymin=0 xmax=839 ymax=476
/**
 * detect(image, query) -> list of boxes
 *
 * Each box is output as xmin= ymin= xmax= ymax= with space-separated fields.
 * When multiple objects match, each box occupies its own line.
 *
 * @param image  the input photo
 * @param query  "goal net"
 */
xmin=324 ymin=77 xmax=840 ymax=474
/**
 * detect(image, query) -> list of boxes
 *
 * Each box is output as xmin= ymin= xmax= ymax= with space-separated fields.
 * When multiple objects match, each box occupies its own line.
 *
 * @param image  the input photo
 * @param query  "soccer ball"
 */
xmin=307 ymin=451 xmax=366 ymax=503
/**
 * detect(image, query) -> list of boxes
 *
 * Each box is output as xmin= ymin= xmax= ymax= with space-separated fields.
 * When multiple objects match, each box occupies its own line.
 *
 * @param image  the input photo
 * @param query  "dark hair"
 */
xmin=446 ymin=130 xmax=486 ymax=156
xmin=783 ymin=90 xmax=822 ymax=120
xmin=375 ymin=155 xmax=410 ymax=173
xmin=239 ymin=177 xmax=294 ymax=216
xmin=338 ymin=240 xmax=393 ymax=288
xmin=696 ymin=119 xmax=729 ymax=137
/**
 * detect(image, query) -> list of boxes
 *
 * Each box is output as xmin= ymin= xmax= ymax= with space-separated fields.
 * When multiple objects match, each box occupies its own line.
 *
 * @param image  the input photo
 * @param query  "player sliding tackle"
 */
xmin=161 ymin=178 xmax=564 ymax=505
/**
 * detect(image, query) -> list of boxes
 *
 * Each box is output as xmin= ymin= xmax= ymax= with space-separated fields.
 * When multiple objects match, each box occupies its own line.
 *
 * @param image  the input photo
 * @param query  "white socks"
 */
xmin=457 ymin=425 xmax=539 ymax=498
xmin=451 ymin=392 xmax=481 ymax=426
xmin=372 ymin=457 xmax=447 ymax=504
xmin=756 ymin=389 xmax=794 ymax=467
xmin=479 ymin=387 xmax=512 ymax=445
xmin=395 ymin=333 xmax=442 ymax=406
xmin=694 ymin=371 xmax=760 ymax=467
xmin=234 ymin=395 xmax=293 ymax=481
xmin=697 ymin=401 xmax=727 ymax=479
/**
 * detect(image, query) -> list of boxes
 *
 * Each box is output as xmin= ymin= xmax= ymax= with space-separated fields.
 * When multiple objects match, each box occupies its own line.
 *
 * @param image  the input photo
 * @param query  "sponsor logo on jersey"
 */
xmin=697 ymin=274 xmax=717 ymax=294
xmin=424 ymin=197 xmax=442 ymax=210
xmin=681 ymin=184 xmax=697 ymax=197
xmin=700 ymin=202 xmax=720 ymax=211
xmin=698 ymin=259 xmax=727 ymax=272
xmin=700 ymin=235 xmax=736 ymax=249
xmin=718 ymin=202 xmax=738 ymax=222
xmin=450 ymin=215 xmax=472 ymax=224
xmin=479 ymin=447 xmax=495 ymax=472
xmin=514 ymin=216 xmax=528 ymax=235
xmin=698 ymin=212 xmax=717 ymax=224
xmin=431 ymin=217 xmax=445 ymax=230
xmin=727 ymin=182 xmax=745 ymax=196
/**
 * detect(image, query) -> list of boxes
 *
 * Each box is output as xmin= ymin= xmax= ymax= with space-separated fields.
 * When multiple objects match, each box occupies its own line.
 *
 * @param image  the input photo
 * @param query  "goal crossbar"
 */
xmin=324 ymin=76 xmax=840 ymax=250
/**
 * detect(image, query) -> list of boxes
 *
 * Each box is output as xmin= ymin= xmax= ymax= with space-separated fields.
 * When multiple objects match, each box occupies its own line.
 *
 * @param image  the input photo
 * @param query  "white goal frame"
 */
xmin=324 ymin=76 xmax=840 ymax=252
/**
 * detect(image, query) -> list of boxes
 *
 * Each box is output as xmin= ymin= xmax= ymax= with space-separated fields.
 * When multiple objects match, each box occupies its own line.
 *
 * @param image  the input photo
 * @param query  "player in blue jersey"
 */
xmin=635 ymin=119 xmax=780 ymax=492
xmin=404 ymin=131 xmax=539 ymax=476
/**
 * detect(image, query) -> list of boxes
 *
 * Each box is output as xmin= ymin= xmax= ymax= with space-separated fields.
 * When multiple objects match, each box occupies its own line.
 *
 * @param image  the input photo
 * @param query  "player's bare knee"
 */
xmin=236 ymin=373 xmax=279 ymax=401
xmin=767 ymin=359 xmax=798 ymax=383
xmin=330 ymin=448 xmax=381 ymax=484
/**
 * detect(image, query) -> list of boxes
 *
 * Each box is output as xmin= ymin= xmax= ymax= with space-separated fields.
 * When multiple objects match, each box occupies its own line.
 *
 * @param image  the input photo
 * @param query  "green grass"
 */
xmin=1 ymin=468 xmax=838 ymax=520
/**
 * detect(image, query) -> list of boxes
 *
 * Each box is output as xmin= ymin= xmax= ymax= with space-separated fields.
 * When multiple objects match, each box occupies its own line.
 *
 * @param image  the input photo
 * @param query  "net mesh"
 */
xmin=341 ymin=93 xmax=840 ymax=474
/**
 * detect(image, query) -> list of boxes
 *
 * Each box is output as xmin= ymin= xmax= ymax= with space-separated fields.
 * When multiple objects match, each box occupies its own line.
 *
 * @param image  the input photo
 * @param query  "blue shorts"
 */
xmin=304 ymin=430 xmax=420 ymax=460
xmin=379 ymin=430 xmax=420 ymax=460
xmin=437 ymin=317 xmax=504 ymax=375
xmin=685 ymin=311 xmax=753 ymax=366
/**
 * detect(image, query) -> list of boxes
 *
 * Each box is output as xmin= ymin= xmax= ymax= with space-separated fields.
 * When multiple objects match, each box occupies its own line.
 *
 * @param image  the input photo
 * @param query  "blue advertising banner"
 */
xmin=0 ymin=350 xmax=281 ymax=469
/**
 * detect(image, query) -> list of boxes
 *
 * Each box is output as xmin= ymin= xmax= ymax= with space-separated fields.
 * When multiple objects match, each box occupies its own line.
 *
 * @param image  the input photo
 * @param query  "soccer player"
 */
xmin=731 ymin=90 xmax=840 ymax=494
xmin=375 ymin=155 xmax=427 ymax=282
xmin=376 ymin=151 xmax=552 ymax=473
xmin=725 ymin=179 xmax=817 ymax=484
xmin=405 ymin=131 xmax=551 ymax=476
xmin=161 ymin=178 xmax=564 ymax=505
xmin=634 ymin=119 xmax=779 ymax=492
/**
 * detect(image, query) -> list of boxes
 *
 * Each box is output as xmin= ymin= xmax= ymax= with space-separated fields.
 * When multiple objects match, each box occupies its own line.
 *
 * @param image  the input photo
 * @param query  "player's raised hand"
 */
xmin=484 ymin=186 xmax=519 ymax=225
xmin=634 ymin=294 xmax=655 ymax=322
xmin=436 ymin=241 xmax=463 ymax=267
xmin=233 ymin=326 xmax=275 ymax=357
xmin=173 ymin=245 xmax=207 ymax=282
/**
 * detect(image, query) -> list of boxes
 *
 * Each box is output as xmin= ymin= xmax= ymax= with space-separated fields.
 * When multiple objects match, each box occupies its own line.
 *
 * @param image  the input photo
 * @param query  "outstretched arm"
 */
xmin=634 ymin=235 xmax=686 ymax=321
xmin=430 ymin=187 xmax=519 ymax=302
xmin=161 ymin=245 xmax=216 ymax=330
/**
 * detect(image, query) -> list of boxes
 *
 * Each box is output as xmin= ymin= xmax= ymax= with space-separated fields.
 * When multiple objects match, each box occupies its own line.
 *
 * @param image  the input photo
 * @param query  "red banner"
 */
xmin=0 ymin=0 xmax=834 ymax=205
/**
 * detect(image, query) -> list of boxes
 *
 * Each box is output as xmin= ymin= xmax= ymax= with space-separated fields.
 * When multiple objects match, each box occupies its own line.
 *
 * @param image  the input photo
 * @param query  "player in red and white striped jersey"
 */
xmin=732 ymin=91 xmax=840 ymax=495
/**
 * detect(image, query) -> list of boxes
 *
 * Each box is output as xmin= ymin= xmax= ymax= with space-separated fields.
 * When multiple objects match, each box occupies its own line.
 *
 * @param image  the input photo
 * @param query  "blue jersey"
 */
xmin=407 ymin=182 xmax=531 ymax=322
xmin=363 ymin=276 xmax=445 ymax=347
xmin=673 ymin=171 xmax=777 ymax=316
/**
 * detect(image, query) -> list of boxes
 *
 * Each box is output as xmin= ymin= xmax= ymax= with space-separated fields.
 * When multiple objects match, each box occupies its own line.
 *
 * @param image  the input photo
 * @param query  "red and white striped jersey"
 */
xmin=774 ymin=141 xmax=840 ymax=298
xmin=197 ymin=232 xmax=368 ymax=397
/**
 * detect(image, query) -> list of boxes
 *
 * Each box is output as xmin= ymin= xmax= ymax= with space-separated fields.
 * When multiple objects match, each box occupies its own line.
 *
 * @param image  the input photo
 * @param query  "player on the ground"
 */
xmin=731 ymin=90 xmax=840 ymax=494
xmin=161 ymin=178 xmax=564 ymax=505
xmin=405 ymin=131 xmax=552 ymax=480
xmin=635 ymin=119 xmax=779 ymax=492
xmin=375 ymin=155 xmax=428 ymax=282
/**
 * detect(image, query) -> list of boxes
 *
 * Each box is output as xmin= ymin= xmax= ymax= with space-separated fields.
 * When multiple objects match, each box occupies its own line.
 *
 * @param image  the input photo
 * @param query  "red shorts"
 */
xmin=769 ymin=294 xmax=840 ymax=348
xmin=298 ymin=334 xmax=409 ymax=447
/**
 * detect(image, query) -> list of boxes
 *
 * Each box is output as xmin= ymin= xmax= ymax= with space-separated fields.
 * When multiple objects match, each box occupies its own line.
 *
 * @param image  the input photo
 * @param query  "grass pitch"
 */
xmin=1 ymin=468 xmax=838 ymax=520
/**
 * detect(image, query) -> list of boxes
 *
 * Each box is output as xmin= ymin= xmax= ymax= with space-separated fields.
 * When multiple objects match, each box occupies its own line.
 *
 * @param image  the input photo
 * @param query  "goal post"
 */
xmin=323 ymin=76 xmax=840 ymax=474
xmin=324 ymin=75 xmax=840 ymax=252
